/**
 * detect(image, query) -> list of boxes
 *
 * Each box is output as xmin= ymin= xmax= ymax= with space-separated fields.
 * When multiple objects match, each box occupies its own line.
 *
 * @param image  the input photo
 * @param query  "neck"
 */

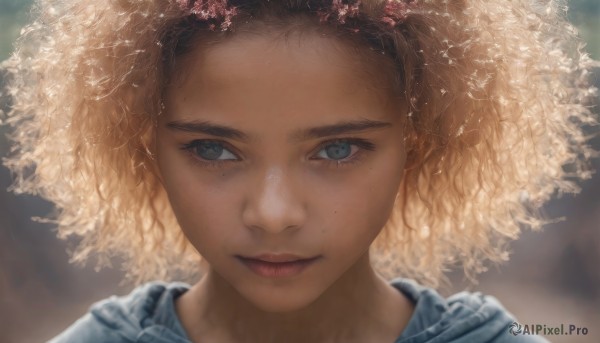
xmin=176 ymin=252 xmax=415 ymax=343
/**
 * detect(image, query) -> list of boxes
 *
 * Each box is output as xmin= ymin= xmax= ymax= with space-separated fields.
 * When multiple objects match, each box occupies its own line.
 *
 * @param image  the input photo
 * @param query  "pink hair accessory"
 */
xmin=175 ymin=0 xmax=416 ymax=31
xmin=381 ymin=0 xmax=417 ymax=27
xmin=318 ymin=0 xmax=361 ymax=24
xmin=176 ymin=0 xmax=238 ymax=30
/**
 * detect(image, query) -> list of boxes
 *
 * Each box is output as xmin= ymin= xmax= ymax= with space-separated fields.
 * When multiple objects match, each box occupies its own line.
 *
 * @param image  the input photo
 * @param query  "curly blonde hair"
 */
xmin=1 ymin=0 xmax=597 ymax=288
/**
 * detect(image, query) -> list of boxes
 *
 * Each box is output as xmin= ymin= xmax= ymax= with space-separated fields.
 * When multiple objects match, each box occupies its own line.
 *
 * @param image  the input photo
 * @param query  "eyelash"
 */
xmin=179 ymin=138 xmax=376 ymax=169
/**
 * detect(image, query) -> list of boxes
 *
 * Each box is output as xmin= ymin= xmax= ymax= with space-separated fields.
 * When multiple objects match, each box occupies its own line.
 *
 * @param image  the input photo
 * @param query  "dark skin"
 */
xmin=156 ymin=29 xmax=415 ymax=342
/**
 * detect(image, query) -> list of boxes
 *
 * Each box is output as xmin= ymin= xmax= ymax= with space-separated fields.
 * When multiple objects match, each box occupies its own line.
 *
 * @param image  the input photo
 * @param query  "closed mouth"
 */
xmin=236 ymin=255 xmax=321 ymax=278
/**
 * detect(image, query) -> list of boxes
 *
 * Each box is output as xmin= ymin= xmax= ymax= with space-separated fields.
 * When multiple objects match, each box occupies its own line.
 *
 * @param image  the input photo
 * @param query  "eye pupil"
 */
xmin=196 ymin=141 xmax=223 ymax=160
xmin=325 ymin=142 xmax=351 ymax=160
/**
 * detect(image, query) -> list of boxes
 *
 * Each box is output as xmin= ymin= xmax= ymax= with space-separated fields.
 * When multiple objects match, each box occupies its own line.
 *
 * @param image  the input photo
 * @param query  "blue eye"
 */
xmin=181 ymin=138 xmax=375 ymax=169
xmin=316 ymin=141 xmax=353 ymax=160
xmin=182 ymin=140 xmax=237 ymax=162
xmin=313 ymin=138 xmax=376 ymax=167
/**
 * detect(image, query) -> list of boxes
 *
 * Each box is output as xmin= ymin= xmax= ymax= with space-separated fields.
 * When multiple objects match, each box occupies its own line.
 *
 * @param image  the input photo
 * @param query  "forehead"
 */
xmin=163 ymin=29 xmax=402 ymax=131
xmin=168 ymin=23 xmax=398 ymax=93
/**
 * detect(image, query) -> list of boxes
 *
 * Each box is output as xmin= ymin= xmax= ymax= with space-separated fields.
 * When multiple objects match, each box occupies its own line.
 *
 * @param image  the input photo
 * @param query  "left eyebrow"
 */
xmin=292 ymin=119 xmax=393 ymax=142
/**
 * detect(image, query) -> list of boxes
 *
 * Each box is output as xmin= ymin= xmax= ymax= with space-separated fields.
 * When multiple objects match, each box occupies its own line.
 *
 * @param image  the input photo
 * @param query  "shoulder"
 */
xmin=391 ymin=278 xmax=549 ymax=343
xmin=47 ymin=281 xmax=191 ymax=343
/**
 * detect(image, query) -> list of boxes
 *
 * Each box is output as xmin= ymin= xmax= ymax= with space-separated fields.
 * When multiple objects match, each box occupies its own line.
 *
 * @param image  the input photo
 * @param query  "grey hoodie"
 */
xmin=48 ymin=278 xmax=549 ymax=342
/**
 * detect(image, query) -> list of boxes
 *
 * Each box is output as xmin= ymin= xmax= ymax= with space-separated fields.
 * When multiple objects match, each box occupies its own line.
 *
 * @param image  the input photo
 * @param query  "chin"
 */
xmin=239 ymin=283 xmax=325 ymax=313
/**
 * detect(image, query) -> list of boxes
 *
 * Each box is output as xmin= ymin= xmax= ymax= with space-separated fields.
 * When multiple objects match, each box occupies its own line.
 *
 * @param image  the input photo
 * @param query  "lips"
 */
xmin=236 ymin=254 xmax=321 ymax=278
xmin=244 ymin=253 xmax=315 ymax=263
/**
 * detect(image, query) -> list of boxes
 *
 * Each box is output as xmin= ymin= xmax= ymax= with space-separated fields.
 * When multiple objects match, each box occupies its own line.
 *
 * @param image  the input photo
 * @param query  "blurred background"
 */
xmin=0 ymin=0 xmax=598 ymax=342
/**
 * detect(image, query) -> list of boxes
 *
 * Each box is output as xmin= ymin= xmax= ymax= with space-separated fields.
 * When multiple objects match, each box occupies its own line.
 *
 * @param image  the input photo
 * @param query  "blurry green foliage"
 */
xmin=0 ymin=0 xmax=598 ymax=61
xmin=0 ymin=0 xmax=33 ymax=61
xmin=569 ymin=0 xmax=600 ymax=59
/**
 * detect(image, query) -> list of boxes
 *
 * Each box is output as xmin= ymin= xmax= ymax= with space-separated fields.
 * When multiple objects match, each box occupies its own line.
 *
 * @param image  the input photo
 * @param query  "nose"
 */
xmin=242 ymin=167 xmax=306 ymax=235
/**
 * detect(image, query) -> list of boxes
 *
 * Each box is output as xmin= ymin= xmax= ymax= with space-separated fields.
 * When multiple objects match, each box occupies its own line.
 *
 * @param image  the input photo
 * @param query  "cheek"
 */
xmin=316 ymin=153 xmax=404 ymax=251
xmin=162 ymin=175 xmax=243 ymax=258
xmin=155 ymin=137 xmax=239 ymax=250
xmin=166 ymin=173 xmax=235 ymax=223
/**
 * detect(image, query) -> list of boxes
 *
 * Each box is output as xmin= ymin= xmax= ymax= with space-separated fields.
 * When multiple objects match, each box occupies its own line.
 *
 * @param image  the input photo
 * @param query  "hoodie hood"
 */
xmin=49 ymin=278 xmax=548 ymax=343
xmin=390 ymin=278 xmax=547 ymax=342
xmin=48 ymin=281 xmax=191 ymax=343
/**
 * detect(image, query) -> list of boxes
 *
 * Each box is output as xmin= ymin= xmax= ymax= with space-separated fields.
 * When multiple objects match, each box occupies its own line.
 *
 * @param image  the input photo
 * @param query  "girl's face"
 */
xmin=156 ymin=30 xmax=407 ymax=312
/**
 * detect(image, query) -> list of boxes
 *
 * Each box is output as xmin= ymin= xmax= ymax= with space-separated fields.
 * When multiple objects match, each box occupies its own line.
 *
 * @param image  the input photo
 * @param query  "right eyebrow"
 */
xmin=165 ymin=120 xmax=251 ymax=143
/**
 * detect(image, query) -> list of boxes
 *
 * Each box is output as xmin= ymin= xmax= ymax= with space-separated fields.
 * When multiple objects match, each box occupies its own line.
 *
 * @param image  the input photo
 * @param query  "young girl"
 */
xmin=1 ymin=0 xmax=596 ymax=342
